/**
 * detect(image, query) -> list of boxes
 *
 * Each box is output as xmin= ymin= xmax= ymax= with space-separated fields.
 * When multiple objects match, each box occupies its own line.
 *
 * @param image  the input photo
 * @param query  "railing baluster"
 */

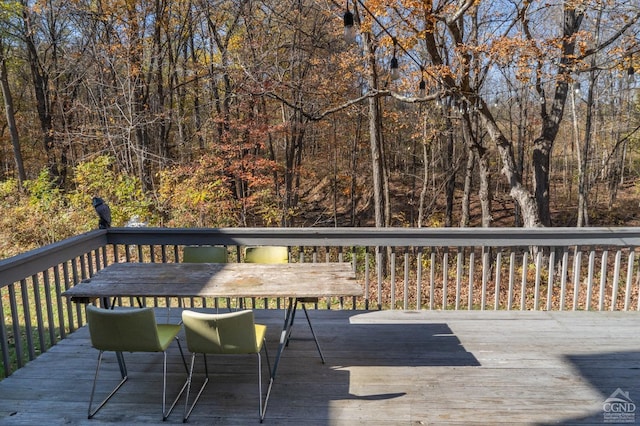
xmin=494 ymin=251 xmax=502 ymax=310
xmin=390 ymin=248 xmax=396 ymax=310
xmin=624 ymin=249 xmax=634 ymax=311
xmin=416 ymin=248 xmax=423 ymax=310
xmin=520 ymin=251 xmax=528 ymax=310
xmin=546 ymin=250 xmax=555 ymax=311
xmin=586 ymin=249 xmax=596 ymax=311
xmin=32 ymin=274 xmax=46 ymax=355
xmin=508 ymin=251 xmax=515 ymax=310
xmin=611 ymin=250 xmax=622 ymax=311
xmin=442 ymin=248 xmax=449 ymax=310
xmin=376 ymin=247 xmax=383 ymax=310
xmin=9 ymin=283 xmax=22 ymax=369
xmin=429 ymin=248 xmax=435 ymax=310
xmin=87 ymin=250 xmax=95 ymax=277
xmin=43 ymin=270 xmax=56 ymax=346
xmin=20 ymin=278 xmax=36 ymax=361
xmin=455 ymin=248 xmax=463 ymax=310
xmin=364 ymin=247 xmax=370 ymax=311
xmin=560 ymin=248 xmax=568 ymax=311
xmin=481 ymin=248 xmax=489 ymax=310
xmin=348 ymin=247 xmax=355 ymax=309
xmin=572 ymin=249 xmax=582 ymax=311
xmin=101 ymin=245 xmax=109 ymax=268
xmin=599 ymin=250 xmax=608 ymax=311
xmin=62 ymin=261 xmax=75 ymax=331
xmin=53 ymin=265 xmax=66 ymax=339
xmin=468 ymin=249 xmax=475 ymax=310
xmin=533 ymin=251 xmax=541 ymax=310
xmin=403 ymin=250 xmax=409 ymax=310
xmin=0 ymin=287 xmax=10 ymax=377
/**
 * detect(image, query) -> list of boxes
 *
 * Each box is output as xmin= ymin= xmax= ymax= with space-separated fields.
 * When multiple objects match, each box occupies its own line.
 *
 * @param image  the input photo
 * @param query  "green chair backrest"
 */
xmin=183 ymin=246 xmax=228 ymax=263
xmin=182 ymin=310 xmax=259 ymax=354
xmin=244 ymin=246 xmax=288 ymax=264
xmin=87 ymin=305 xmax=165 ymax=352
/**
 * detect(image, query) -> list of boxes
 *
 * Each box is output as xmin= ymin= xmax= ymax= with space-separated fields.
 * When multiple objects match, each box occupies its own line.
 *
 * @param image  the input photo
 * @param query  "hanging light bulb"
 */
xmin=623 ymin=54 xmax=635 ymax=85
xmin=390 ymin=39 xmax=400 ymax=80
xmin=343 ymin=8 xmax=356 ymax=44
xmin=573 ymin=81 xmax=581 ymax=94
xmin=418 ymin=79 xmax=426 ymax=97
xmin=390 ymin=57 xmax=400 ymax=80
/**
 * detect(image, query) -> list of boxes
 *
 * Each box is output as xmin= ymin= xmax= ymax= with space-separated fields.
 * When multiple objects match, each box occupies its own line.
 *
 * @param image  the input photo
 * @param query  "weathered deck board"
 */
xmin=0 ymin=310 xmax=639 ymax=425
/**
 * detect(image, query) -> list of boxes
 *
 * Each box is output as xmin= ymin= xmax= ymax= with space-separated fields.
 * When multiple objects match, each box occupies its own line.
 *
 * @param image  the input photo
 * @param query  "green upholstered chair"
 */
xmin=181 ymin=310 xmax=271 ymax=422
xmin=183 ymin=245 xmax=228 ymax=263
xmin=244 ymin=246 xmax=325 ymax=363
xmin=244 ymin=245 xmax=289 ymax=264
xmin=86 ymin=305 xmax=187 ymax=420
xmin=182 ymin=245 xmax=229 ymax=311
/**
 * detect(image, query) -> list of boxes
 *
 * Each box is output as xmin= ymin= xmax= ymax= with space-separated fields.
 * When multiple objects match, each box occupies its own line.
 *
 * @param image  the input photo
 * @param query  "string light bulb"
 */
xmin=419 ymin=79 xmax=426 ymax=97
xmin=390 ymin=57 xmax=400 ymax=80
xmin=390 ymin=39 xmax=400 ymax=80
xmin=343 ymin=7 xmax=356 ymax=44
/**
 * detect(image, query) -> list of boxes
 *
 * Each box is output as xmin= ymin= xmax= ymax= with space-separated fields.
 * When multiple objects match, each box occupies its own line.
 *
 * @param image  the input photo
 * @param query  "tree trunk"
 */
xmin=477 ymin=145 xmax=492 ymax=228
xmin=577 ymin=6 xmax=602 ymax=227
xmin=22 ymin=2 xmax=63 ymax=186
xmin=480 ymin=104 xmax=541 ymax=228
xmin=444 ymin=112 xmax=455 ymax=227
xmin=460 ymin=147 xmax=474 ymax=227
xmin=362 ymin=33 xmax=386 ymax=229
xmin=418 ymin=139 xmax=429 ymax=228
xmin=0 ymin=45 xmax=26 ymax=188
xmin=532 ymin=6 xmax=584 ymax=226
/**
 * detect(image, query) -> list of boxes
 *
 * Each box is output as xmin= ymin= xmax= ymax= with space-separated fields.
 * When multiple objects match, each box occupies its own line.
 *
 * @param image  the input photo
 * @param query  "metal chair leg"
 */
xmin=89 ymin=347 xmax=187 ymax=421
xmin=163 ymin=345 xmax=190 ymax=421
xmin=88 ymin=351 xmax=128 ymax=419
xmin=258 ymin=342 xmax=273 ymax=422
xmin=258 ymin=352 xmax=263 ymax=421
xmin=183 ymin=354 xmax=210 ymax=422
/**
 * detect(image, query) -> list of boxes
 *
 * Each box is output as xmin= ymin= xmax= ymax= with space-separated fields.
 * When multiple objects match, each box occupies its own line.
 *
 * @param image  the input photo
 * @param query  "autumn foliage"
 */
xmin=0 ymin=0 xmax=638 ymax=258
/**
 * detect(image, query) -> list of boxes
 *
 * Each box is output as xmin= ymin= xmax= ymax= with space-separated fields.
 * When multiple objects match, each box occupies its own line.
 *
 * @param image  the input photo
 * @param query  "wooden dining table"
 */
xmin=62 ymin=261 xmax=361 ymax=421
xmin=63 ymin=261 xmax=360 ymax=301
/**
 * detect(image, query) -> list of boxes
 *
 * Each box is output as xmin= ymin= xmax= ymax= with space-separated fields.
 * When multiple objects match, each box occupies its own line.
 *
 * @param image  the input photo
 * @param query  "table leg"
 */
xmin=261 ymin=297 xmax=297 ymax=422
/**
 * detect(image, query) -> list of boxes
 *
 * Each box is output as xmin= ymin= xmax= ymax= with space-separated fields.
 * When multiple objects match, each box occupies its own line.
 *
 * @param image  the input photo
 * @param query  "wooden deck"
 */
xmin=0 ymin=309 xmax=639 ymax=425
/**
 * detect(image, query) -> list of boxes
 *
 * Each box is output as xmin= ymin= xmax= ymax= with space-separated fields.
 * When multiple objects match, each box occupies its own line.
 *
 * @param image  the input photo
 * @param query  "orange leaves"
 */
xmin=157 ymin=156 xmax=237 ymax=227
xmin=487 ymin=36 xmax=543 ymax=80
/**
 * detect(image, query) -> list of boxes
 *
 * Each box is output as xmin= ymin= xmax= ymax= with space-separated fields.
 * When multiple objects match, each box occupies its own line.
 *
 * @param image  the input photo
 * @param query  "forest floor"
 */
xmin=298 ymin=173 xmax=640 ymax=227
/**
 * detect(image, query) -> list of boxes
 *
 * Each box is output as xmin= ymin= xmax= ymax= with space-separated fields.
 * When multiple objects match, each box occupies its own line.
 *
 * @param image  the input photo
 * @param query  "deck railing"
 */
xmin=1 ymin=226 xmax=640 ymax=378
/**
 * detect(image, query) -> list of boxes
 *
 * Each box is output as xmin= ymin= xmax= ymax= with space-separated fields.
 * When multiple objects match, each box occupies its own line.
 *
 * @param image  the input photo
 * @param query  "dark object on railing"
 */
xmin=92 ymin=197 xmax=111 ymax=229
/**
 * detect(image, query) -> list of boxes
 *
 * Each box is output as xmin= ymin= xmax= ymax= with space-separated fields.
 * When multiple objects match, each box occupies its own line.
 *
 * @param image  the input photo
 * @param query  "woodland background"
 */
xmin=0 ymin=0 xmax=639 ymax=259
